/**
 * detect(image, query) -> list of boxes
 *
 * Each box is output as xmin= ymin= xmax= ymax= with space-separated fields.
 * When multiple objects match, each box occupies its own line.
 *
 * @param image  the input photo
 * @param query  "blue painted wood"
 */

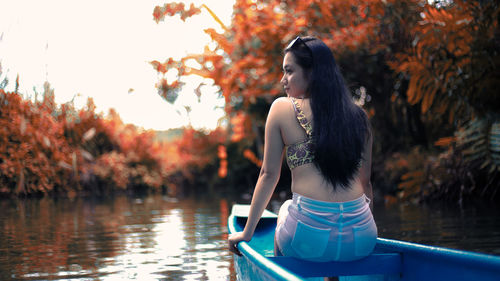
xmin=376 ymin=238 xmax=500 ymax=281
xmin=269 ymin=253 xmax=401 ymax=277
xmin=228 ymin=204 xmax=500 ymax=281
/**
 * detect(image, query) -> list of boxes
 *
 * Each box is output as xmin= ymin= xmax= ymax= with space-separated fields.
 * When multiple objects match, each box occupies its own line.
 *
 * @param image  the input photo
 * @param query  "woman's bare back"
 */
xmin=275 ymin=97 xmax=366 ymax=202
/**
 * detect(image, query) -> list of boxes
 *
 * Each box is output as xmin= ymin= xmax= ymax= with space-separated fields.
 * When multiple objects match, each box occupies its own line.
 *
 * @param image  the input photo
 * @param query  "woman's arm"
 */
xmin=228 ymin=99 xmax=285 ymax=255
xmin=359 ymin=132 xmax=373 ymax=210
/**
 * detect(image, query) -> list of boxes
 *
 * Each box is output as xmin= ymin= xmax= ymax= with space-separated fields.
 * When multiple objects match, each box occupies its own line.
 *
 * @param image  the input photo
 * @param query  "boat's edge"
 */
xmin=376 ymin=237 xmax=500 ymax=269
xmin=228 ymin=214 xmax=304 ymax=281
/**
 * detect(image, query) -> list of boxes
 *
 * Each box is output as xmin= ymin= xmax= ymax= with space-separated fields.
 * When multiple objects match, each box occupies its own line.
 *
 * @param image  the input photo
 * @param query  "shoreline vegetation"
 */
xmin=0 ymin=83 xmax=497 ymax=205
xmin=1 ymin=0 xmax=499 ymax=204
xmin=0 ymin=81 xmax=233 ymax=199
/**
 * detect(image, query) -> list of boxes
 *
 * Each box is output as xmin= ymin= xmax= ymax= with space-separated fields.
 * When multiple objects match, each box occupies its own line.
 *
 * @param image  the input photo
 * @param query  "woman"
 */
xmin=228 ymin=36 xmax=377 ymax=262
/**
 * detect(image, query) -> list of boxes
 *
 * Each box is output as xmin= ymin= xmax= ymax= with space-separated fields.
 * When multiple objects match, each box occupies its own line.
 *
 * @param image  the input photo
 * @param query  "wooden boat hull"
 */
xmin=228 ymin=204 xmax=500 ymax=281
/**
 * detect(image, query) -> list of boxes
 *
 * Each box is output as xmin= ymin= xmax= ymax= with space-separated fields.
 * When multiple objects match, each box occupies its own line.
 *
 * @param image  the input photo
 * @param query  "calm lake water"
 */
xmin=0 ymin=193 xmax=499 ymax=280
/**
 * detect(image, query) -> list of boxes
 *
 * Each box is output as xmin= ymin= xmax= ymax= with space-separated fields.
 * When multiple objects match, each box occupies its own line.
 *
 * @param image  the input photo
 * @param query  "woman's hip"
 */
xmin=275 ymin=194 xmax=377 ymax=262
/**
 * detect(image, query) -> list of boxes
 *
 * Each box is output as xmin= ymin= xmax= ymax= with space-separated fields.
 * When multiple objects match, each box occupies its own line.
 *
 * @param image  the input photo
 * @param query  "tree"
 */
xmin=389 ymin=0 xmax=500 ymax=201
xmin=151 ymin=0 xmax=391 ymax=187
xmin=151 ymin=0 xmax=500 ymax=202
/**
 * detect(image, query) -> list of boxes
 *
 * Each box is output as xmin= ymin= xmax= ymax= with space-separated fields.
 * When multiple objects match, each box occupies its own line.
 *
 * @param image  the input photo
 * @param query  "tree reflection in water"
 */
xmin=0 ymin=194 xmax=236 ymax=280
xmin=1 ymin=193 xmax=499 ymax=280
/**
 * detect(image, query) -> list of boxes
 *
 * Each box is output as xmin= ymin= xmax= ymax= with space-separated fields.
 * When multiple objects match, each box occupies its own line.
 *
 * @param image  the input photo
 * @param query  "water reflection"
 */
xmin=1 ymin=194 xmax=499 ymax=281
xmin=373 ymin=201 xmax=500 ymax=255
xmin=0 ymin=194 xmax=235 ymax=280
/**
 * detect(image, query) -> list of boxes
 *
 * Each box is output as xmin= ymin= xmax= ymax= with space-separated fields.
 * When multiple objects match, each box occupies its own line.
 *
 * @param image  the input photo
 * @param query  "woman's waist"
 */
xmin=291 ymin=192 xmax=369 ymax=212
xmin=291 ymin=175 xmax=365 ymax=203
xmin=287 ymin=193 xmax=372 ymax=227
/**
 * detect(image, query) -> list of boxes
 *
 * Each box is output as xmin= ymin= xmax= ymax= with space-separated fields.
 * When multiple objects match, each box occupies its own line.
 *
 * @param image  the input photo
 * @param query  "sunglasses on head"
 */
xmin=287 ymin=36 xmax=309 ymax=51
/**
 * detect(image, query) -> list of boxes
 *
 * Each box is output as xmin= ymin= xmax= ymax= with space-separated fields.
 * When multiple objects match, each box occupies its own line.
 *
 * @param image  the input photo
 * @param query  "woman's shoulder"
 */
xmin=267 ymin=97 xmax=295 ymax=124
xmin=272 ymin=96 xmax=292 ymax=106
xmin=269 ymin=97 xmax=295 ymax=113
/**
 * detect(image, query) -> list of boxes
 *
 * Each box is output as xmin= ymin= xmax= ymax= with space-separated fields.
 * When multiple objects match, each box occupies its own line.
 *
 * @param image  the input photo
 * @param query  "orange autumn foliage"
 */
xmin=166 ymin=127 xmax=227 ymax=182
xmin=0 ymin=88 xmax=73 ymax=195
xmin=229 ymin=112 xmax=248 ymax=143
xmin=0 ymin=83 xmax=197 ymax=196
xmin=152 ymin=0 xmax=390 ymax=109
xmin=153 ymin=2 xmax=201 ymax=23
xmin=243 ymin=149 xmax=262 ymax=168
xmin=152 ymin=0 xmax=499 ymax=201
xmin=217 ymin=145 xmax=228 ymax=178
xmin=151 ymin=0 xmax=394 ymax=179
xmin=389 ymin=1 xmax=499 ymax=117
xmin=386 ymin=1 xmax=500 ymax=200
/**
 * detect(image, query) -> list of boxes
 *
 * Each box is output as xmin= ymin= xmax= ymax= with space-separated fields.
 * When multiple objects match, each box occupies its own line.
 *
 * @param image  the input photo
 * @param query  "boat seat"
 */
xmin=268 ymin=253 xmax=402 ymax=278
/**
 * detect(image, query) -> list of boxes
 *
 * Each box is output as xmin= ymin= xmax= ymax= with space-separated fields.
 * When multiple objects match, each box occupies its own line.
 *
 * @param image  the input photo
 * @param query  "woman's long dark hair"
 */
xmin=285 ymin=36 xmax=370 ymax=190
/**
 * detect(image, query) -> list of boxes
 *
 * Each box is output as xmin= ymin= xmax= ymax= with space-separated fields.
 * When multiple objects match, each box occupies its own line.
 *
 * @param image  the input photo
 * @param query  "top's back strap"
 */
xmin=290 ymin=97 xmax=313 ymax=136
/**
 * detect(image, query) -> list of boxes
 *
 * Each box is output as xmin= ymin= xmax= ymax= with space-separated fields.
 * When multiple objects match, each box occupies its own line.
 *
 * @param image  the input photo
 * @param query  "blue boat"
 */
xmin=228 ymin=204 xmax=500 ymax=281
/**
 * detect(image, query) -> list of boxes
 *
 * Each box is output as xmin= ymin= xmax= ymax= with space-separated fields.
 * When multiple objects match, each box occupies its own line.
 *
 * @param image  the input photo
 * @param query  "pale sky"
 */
xmin=0 ymin=0 xmax=235 ymax=130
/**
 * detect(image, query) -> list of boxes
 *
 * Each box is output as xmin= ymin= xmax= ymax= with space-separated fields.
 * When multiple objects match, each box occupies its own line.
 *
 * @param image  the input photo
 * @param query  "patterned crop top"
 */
xmin=285 ymin=98 xmax=315 ymax=169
